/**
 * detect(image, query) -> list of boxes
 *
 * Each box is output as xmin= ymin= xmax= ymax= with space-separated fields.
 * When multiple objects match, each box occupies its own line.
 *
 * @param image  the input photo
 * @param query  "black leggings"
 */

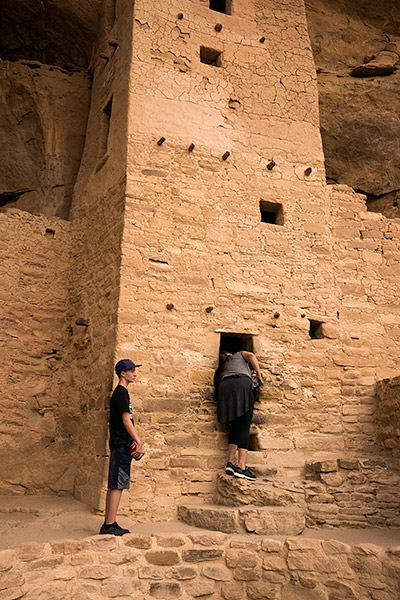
xmin=228 ymin=408 xmax=253 ymax=449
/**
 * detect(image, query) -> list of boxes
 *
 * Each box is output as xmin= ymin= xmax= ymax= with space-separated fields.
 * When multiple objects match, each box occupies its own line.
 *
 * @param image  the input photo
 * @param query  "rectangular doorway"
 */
xmin=219 ymin=332 xmax=253 ymax=355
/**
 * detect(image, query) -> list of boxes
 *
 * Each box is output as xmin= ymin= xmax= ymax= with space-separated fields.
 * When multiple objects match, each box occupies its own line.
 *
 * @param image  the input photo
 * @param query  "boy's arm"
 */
xmin=122 ymin=412 xmax=143 ymax=457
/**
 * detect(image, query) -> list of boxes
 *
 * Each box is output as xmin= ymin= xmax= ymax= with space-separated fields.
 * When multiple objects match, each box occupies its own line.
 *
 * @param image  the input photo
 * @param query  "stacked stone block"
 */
xmin=377 ymin=376 xmax=400 ymax=456
xmin=0 ymin=209 xmax=72 ymax=495
xmin=1 ymin=532 xmax=399 ymax=599
xmin=305 ymin=458 xmax=400 ymax=528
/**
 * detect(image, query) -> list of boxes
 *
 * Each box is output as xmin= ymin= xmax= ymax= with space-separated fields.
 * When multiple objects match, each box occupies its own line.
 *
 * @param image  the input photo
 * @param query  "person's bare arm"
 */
xmin=122 ymin=412 xmax=143 ymax=457
xmin=242 ymin=351 xmax=264 ymax=384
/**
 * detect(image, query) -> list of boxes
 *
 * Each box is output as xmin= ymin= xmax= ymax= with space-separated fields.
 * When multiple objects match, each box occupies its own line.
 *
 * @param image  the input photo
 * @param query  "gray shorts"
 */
xmin=107 ymin=446 xmax=132 ymax=489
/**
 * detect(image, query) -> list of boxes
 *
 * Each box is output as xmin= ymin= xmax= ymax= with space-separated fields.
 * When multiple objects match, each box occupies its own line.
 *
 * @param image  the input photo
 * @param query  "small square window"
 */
xmin=309 ymin=320 xmax=324 ymax=339
xmin=200 ymin=46 xmax=222 ymax=67
xmin=260 ymin=200 xmax=284 ymax=225
xmin=209 ymin=0 xmax=232 ymax=14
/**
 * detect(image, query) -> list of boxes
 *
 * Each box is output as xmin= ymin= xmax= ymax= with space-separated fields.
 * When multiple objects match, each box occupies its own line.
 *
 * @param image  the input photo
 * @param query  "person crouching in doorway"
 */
xmin=215 ymin=350 xmax=264 ymax=481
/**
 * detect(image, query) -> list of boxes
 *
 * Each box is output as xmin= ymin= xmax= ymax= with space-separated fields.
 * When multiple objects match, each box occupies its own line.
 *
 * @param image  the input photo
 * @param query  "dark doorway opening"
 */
xmin=209 ymin=0 xmax=231 ymax=14
xmin=200 ymin=46 xmax=222 ymax=67
xmin=260 ymin=200 xmax=284 ymax=225
xmin=219 ymin=332 xmax=253 ymax=355
xmin=309 ymin=320 xmax=324 ymax=339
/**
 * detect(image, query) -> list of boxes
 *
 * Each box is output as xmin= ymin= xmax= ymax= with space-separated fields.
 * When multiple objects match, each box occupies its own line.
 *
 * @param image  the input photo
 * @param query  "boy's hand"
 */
xmin=130 ymin=441 xmax=143 ymax=460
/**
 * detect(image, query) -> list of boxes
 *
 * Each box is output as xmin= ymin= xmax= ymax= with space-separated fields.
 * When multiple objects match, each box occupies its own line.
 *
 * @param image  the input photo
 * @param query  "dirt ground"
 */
xmin=0 ymin=495 xmax=399 ymax=551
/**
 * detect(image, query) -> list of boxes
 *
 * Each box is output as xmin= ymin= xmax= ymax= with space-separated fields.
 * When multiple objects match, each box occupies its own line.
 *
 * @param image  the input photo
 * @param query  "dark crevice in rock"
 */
xmin=0 ymin=189 xmax=34 ymax=207
xmin=0 ymin=0 xmax=102 ymax=69
xmin=366 ymin=189 xmax=400 ymax=218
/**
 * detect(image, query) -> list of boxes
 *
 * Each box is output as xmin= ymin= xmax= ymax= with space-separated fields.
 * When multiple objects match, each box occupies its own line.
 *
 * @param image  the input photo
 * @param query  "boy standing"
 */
xmin=99 ymin=359 xmax=143 ymax=536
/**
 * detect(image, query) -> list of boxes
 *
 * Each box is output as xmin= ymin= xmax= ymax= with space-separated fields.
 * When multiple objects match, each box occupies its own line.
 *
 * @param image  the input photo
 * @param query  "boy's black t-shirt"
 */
xmin=109 ymin=385 xmax=134 ymax=450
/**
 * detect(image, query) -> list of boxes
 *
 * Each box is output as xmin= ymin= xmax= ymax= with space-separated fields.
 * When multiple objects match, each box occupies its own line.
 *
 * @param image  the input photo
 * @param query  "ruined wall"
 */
xmin=329 ymin=186 xmax=400 ymax=453
xmin=377 ymin=376 xmax=400 ymax=456
xmin=0 ymin=209 xmax=72 ymax=494
xmin=0 ymin=0 xmax=133 ymax=503
xmin=1 ymin=532 xmax=400 ymax=600
xmin=305 ymin=457 xmax=400 ymax=528
xmin=68 ymin=0 xmax=134 ymax=509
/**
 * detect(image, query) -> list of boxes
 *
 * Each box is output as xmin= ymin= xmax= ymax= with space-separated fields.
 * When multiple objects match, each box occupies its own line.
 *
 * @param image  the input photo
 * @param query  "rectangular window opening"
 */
xmin=209 ymin=0 xmax=231 ymax=14
xmin=100 ymin=96 xmax=113 ymax=157
xmin=309 ymin=320 xmax=324 ymax=339
xmin=200 ymin=46 xmax=222 ymax=67
xmin=219 ymin=332 xmax=253 ymax=355
xmin=260 ymin=200 xmax=284 ymax=225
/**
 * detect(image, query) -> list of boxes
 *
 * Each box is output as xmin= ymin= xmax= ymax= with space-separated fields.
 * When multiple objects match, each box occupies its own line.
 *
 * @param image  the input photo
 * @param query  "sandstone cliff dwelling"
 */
xmin=1 ymin=0 xmax=400 ymax=598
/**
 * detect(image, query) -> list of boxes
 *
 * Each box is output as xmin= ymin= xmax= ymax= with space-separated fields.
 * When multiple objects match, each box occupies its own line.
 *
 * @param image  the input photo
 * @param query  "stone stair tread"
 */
xmin=178 ymin=503 xmax=303 ymax=513
xmin=178 ymin=502 xmax=305 ymax=536
xmin=215 ymin=473 xmax=305 ymax=508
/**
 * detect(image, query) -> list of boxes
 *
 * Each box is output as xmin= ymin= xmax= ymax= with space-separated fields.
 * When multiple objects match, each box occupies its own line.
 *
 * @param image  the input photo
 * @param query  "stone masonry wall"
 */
xmin=329 ymin=185 xmax=400 ymax=453
xmin=108 ymin=0 xmax=400 ymax=521
xmin=377 ymin=376 xmax=400 ymax=456
xmin=0 ymin=209 xmax=72 ymax=494
xmin=1 ymin=532 xmax=400 ymax=599
xmin=305 ymin=457 xmax=400 ymax=529
xmin=67 ymin=0 xmax=134 ymax=509
xmin=117 ymin=0 xmax=340 ymax=520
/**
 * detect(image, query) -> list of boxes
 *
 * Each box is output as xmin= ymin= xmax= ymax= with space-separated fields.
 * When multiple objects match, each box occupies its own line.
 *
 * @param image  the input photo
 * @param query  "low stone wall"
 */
xmin=305 ymin=458 xmax=400 ymax=528
xmin=377 ymin=376 xmax=400 ymax=456
xmin=1 ymin=531 xmax=400 ymax=599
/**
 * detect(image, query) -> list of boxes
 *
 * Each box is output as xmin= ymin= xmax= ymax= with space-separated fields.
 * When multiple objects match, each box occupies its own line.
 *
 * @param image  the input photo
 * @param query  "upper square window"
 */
xmin=200 ymin=46 xmax=222 ymax=67
xmin=209 ymin=0 xmax=232 ymax=15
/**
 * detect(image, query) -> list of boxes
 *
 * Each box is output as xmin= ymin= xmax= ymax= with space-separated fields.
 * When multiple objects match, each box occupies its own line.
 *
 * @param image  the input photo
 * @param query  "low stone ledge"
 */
xmin=1 ymin=532 xmax=400 ymax=599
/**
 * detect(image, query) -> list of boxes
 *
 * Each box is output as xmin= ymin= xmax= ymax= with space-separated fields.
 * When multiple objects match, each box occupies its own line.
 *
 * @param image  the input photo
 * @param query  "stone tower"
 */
xmin=1 ymin=0 xmax=399 ymax=529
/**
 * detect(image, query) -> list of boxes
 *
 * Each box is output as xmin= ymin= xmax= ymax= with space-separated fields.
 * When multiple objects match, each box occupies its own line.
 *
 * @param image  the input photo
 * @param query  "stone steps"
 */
xmin=214 ymin=472 xmax=305 ymax=508
xmin=177 ymin=503 xmax=305 ymax=536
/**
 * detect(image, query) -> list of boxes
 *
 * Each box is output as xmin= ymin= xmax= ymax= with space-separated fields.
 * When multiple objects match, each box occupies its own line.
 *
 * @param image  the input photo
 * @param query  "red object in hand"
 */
xmin=125 ymin=440 xmax=143 ymax=460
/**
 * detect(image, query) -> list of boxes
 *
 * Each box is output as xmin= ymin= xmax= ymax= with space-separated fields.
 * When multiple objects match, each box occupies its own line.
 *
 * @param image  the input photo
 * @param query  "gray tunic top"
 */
xmin=217 ymin=352 xmax=253 ymax=423
xmin=221 ymin=352 xmax=251 ymax=380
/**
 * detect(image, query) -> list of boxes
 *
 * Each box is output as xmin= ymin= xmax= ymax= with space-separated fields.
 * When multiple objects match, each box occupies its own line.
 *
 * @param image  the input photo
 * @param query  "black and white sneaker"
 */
xmin=225 ymin=461 xmax=236 ymax=475
xmin=234 ymin=466 xmax=256 ymax=481
xmin=99 ymin=522 xmax=130 ymax=536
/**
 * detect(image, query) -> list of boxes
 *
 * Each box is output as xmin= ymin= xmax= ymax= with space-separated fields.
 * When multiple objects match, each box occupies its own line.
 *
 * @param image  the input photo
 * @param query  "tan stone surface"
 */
xmin=0 ymin=503 xmax=399 ymax=600
xmin=377 ymin=376 xmax=400 ymax=456
xmin=1 ymin=0 xmax=400 ymax=569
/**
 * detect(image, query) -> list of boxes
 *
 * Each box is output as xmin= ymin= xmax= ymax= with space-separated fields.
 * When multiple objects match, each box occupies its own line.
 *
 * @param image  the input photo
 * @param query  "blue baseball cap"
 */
xmin=115 ymin=359 xmax=142 ymax=375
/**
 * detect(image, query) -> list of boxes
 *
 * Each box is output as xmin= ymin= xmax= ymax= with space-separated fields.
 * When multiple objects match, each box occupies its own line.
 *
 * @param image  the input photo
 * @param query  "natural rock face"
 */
xmin=305 ymin=0 xmax=400 ymax=209
xmin=0 ymin=61 xmax=91 ymax=219
xmin=0 ymin=0 xmax=102 ymax=68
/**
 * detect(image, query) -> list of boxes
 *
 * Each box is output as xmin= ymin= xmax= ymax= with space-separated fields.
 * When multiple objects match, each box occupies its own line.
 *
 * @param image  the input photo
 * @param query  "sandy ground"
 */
xmin=0 ymin=495 xmax=399 ymax=551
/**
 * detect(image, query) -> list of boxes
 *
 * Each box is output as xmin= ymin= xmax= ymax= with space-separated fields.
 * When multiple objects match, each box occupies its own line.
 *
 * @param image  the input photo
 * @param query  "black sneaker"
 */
xmin=99 ymin=522 xmax=130 ymax=536
xmin=225 ymin=461 xmax=235 ymax=475
xmin=234 ymin=466 xmax=256 ymax=481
